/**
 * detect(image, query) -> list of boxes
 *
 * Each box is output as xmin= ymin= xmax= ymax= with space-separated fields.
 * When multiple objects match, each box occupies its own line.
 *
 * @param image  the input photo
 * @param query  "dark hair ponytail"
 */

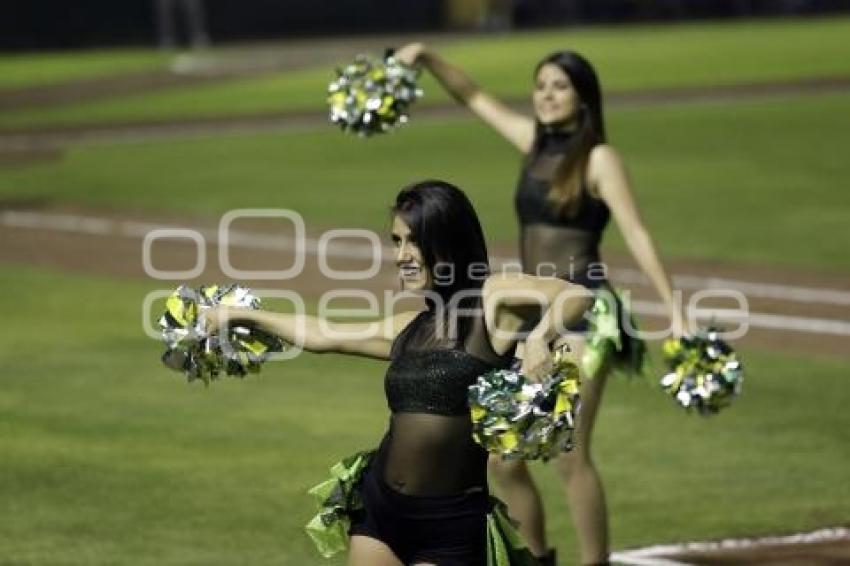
xmin=532 ymin=51 xmax=606 ymax=217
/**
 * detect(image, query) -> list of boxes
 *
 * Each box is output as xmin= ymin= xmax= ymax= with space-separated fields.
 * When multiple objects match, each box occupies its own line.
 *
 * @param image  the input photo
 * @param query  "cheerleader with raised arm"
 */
xmin=394 ymin=46 xmax=684 ymax=565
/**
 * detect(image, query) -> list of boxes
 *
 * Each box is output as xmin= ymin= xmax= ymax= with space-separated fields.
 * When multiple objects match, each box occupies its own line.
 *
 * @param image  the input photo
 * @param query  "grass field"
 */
xmin=2 ymin=15 xmax=849 ymax=565
xmin=0 ymin=266 xmax=847 ymax=564
xmin=2 ymin=93 xmax=849 ymax=271
xmin=3 ymin=17 xmax=850 ymax=129
xmin=0 ymin=49 xmax=170 ymax=91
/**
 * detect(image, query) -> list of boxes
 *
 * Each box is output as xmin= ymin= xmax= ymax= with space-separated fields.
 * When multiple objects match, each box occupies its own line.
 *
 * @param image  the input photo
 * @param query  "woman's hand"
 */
xmin=520 ymin=336 xmax=554 ymax=382
xmin=394 ymin=42 xmax=426 ymax=67
xmin=201 ymin=305 xmax=250 ymax=334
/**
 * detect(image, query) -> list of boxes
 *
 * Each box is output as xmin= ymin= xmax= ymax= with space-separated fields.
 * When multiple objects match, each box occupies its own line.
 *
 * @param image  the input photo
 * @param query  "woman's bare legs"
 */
xmin=554 ymin=335 xmax=611 ymax=564
xmin=489 ymin=335 xmax=611 ymax=564
xmin=348 ymin=535 xmax=403 ymax=566
xmin=487 ymin=456 xmax=549 ymax=557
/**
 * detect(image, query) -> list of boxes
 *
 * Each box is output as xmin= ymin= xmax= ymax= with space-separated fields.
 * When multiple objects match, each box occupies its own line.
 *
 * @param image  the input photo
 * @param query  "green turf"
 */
xmin=0 ymin=49 xmax=170 ymax=91
xmin=3 ymin=17 xmax=850 ymax=129
xmin=2 ymin=93 xmax=849 ymax=272
xmin=604 ymin=93 xmax=850 ymax=270
xmin=0 ymin=265 xmax=847 ymax=564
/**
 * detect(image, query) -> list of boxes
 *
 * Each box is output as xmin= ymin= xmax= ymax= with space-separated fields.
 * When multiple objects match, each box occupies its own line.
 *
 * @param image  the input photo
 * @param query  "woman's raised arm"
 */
xmin=395 ymin=42 xmax=535 ymax=153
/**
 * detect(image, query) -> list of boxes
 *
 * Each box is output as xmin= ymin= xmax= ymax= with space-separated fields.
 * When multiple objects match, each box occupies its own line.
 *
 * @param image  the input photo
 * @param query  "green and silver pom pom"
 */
xmin=159 ymin=284 xmax=284 ymax=385
xmin=660 ymin=327 xmax=743 ymax=414
xmin=469 ymin=348 xmax=581 ymax=461
xmin=327 ymin=50 xmax=422 ymax=136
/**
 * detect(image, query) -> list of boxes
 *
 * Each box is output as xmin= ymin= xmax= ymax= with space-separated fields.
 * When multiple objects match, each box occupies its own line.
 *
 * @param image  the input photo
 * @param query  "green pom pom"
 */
xmin=468 ymin=353 xmax=582 ymax=461
xmin=327 ymin=52 xmax=422 ymax=136
xmin=158 ymin=283 xmax=285 ymax=384
xmin=659 ymin=327 xmax=743 ymax=415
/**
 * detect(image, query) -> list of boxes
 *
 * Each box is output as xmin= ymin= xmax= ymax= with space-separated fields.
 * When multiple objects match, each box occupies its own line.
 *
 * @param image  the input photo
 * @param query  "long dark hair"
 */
xmin=391 ymin=180 xmax=490 ymax=349
xmin=531 ymin=50 xmax=606 ymax=217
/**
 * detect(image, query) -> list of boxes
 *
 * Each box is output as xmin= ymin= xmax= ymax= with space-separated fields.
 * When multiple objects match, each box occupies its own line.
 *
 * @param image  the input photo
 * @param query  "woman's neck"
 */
xmin=540 ymin=118 xmax=579 ymax=136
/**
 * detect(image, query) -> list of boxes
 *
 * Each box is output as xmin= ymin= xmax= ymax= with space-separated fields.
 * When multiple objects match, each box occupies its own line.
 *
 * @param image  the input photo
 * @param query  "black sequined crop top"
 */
xmin=385 ymin=309 xmax=511 ymax=415
xmin=378 ymin=307 xmax=514 ymax=495
xmin=385 ymin=349 xmax=494 ymax=415
xmin=514 ymin=130 xmax=611 ymax=280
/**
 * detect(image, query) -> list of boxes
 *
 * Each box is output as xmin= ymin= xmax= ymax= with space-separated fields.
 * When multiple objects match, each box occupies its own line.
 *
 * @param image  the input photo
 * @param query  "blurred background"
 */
xmin=5 ymin=0 xmax=850 ymax=49
xmin=1 ymin=1 xmax=849 ymax=565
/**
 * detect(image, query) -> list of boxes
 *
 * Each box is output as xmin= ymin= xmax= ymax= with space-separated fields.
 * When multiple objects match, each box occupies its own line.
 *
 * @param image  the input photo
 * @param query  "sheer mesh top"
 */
xmin=514 ymin=130 xmax=610 ymax=279
xmin=380 ymin=308 xmax=512 ymax=496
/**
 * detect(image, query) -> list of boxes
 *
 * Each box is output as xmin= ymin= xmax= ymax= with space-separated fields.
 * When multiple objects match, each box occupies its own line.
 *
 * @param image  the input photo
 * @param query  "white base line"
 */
xmin=490 ymin=256 xmax=850 ymax=307
xmin=631 ymin=300 xmax=850 ymax=337
xmin=3 ymin=210 xmax=850 ymax=337
xmin=611 ymin=267 xmax=850 ymax=307
xmin=611 ymin=526 xmax=850 ymax=565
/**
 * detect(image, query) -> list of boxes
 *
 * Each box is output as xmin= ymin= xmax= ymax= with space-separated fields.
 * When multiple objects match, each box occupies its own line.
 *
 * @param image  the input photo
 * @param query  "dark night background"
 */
xmin=5 ymin=0 xmax=850 ymax=50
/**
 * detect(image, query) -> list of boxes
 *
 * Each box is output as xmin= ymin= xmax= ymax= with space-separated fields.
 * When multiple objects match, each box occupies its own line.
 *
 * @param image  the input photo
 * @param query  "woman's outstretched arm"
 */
xmin=204 ymin=307 xmax=419 ymax=360
xmin=589 ymin=144 xmax=685 ymax=336
xmin=395 ymin=42 xmax=535 ymax=153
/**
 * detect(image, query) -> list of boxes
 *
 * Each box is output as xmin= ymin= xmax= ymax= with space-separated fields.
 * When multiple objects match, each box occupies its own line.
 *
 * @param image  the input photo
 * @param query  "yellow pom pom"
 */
xmin=166 ymin=293 xmax=195 ymax=326
xmin=554 ymin=393 xmax=572 ymax=416
xmin=376 ymin=95 xmax=393 ymax=116
xmin=560 ymin=378 xmax=580 ymax=397
xmin=470 ymin=405 xmax=486 ymax=423
xmin=499 ymin=431 xmax=519 ymax=451
xmin=328 ymin=92 xmax=346 ymax=107
xmin=662 ymin=338 xmax=681 ymax=358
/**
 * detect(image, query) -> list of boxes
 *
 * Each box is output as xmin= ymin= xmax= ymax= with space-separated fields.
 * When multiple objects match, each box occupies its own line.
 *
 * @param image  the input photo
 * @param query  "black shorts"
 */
xmin=562 ymin=273 xmax=606 ymax=333
xmin=349 ymin=460 xmax=489 ymax=565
